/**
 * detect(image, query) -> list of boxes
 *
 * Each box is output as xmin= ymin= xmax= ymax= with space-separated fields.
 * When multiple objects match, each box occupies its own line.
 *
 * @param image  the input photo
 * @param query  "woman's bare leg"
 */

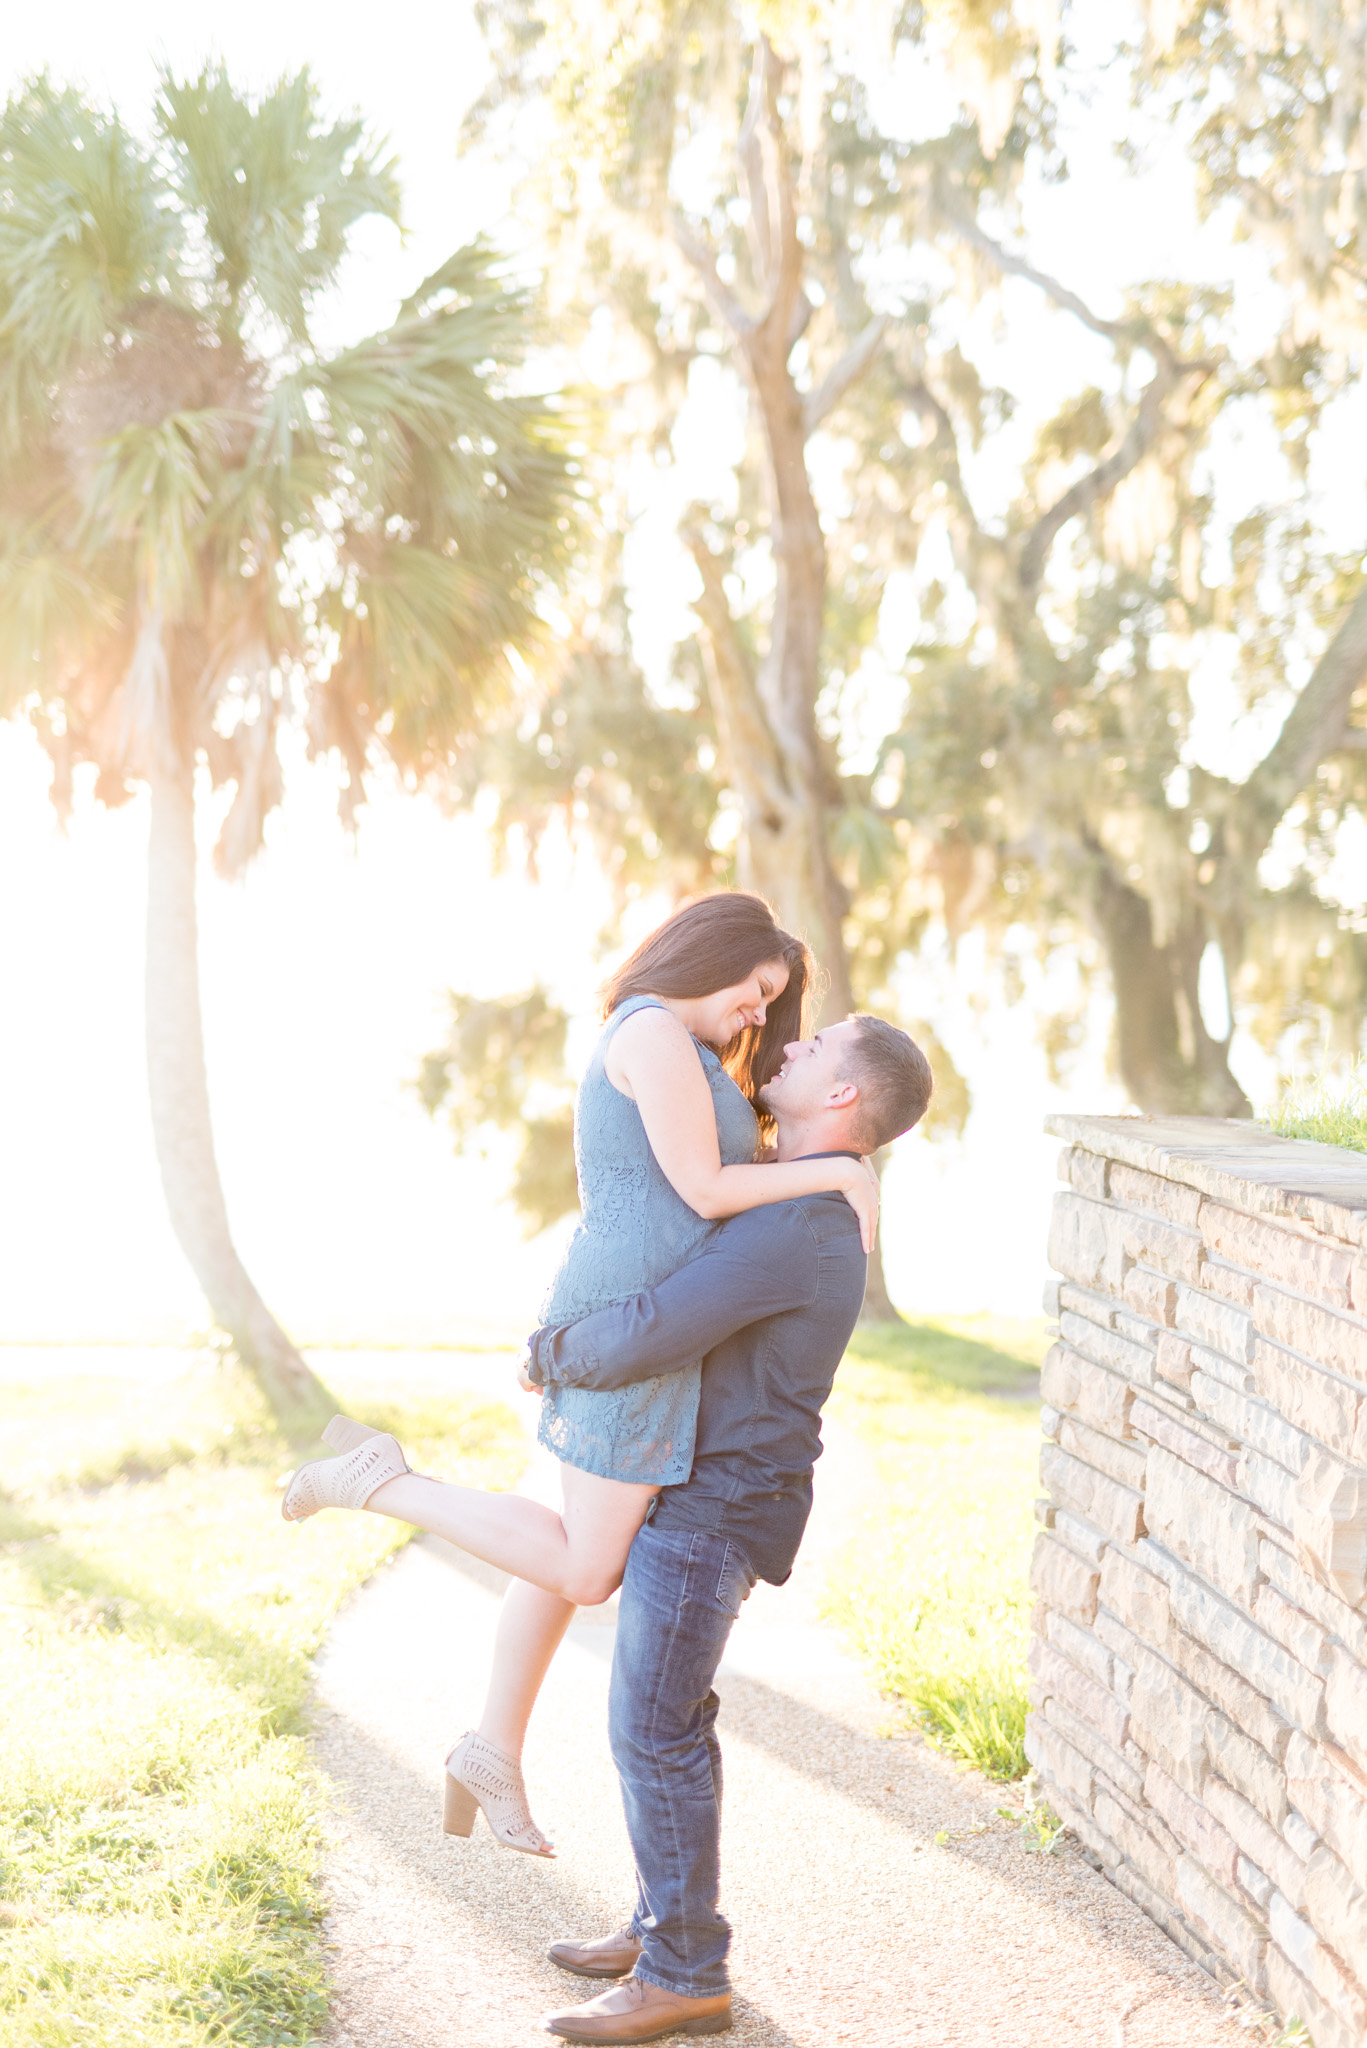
xmin=364 ymin=1461 xmax=655 ymax=1607
xmin=477 ymin=1581 xmax=577 ymax=1758
xmin=473 ymin=1462 xmax=654 ymax=1757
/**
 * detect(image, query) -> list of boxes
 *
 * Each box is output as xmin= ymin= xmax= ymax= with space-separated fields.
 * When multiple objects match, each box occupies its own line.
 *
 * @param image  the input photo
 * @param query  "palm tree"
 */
xmin=0 ymin=70 xmax=569 ymax=1440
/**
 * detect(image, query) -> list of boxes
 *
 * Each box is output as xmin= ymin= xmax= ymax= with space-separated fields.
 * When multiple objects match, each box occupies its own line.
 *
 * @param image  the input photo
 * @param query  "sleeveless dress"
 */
xmin=537 ymin=995 xmax=759 ymax=1485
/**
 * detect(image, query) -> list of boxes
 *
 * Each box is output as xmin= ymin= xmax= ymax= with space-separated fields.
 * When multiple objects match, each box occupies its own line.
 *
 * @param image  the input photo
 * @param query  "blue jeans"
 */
xmin=608 ymin=1520 xmax=756 ymax=1998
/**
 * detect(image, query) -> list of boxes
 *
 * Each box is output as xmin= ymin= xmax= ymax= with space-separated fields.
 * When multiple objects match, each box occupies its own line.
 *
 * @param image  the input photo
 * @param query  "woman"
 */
xmin=282 ymin=893 xmax=877 ymax=1856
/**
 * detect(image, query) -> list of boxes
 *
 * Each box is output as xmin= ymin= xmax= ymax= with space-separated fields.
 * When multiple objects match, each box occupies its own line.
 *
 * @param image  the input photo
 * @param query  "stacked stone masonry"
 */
xmin=1031 ymin=1116 xmax=1367 ymax=2048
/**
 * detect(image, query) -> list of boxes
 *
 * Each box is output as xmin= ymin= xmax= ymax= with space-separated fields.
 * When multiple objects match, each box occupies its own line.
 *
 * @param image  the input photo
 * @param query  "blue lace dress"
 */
xmin=537 ymin=994 xmax=759 ymax=1485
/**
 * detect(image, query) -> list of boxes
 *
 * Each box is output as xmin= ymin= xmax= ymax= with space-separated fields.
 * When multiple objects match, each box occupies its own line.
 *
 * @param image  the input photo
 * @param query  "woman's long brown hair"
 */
xmin=600 ymin=891 xmax=817 ymax=1109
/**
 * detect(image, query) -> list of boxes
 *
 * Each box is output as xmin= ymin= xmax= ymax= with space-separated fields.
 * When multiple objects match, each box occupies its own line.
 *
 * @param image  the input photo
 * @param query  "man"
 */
xmin=521 ymin=1014 xmax=934 ymax=2044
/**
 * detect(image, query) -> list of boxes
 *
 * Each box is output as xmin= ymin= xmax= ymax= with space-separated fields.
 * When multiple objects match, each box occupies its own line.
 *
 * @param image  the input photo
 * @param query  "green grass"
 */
xmin=823 ymin=1314 xmax=1047 ymax=1781
xmin=1266 ymin=1072 xmax=1367 ymax=1155
xmin=0 ymin=1355 xmax=525 ymax=2048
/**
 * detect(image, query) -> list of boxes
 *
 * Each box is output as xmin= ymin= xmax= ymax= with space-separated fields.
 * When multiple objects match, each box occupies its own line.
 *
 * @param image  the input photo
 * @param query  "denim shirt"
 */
xmin=528 ymin=1173 xmax=868 ymax=1584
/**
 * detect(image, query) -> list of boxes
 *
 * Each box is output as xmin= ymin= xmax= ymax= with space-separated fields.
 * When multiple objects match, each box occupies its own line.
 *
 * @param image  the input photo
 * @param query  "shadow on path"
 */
xmin=314 ymin=1515 xmax=1238 ymax=2047
xmin=314 ymin=1537 xmax=808 ymax=2047
xmin=414 ymin=1533 xmax=1205 ymax=1997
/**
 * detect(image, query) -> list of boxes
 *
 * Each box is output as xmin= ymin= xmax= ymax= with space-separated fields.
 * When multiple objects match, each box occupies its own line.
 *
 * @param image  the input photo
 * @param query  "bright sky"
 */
xmin=0 ymin=2 xmax=1343 ymax=1349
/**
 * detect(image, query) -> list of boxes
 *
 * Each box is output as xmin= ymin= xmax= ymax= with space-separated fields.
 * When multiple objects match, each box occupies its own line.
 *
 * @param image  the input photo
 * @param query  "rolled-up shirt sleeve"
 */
xmin=527 ymin=1205 xmax=819 ymax=1392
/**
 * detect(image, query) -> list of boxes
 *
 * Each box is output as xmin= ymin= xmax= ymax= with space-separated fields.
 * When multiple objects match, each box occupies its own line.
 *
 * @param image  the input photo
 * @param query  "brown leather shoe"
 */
xmin=544 ymin=1973 xmax=732 ymax=2041
xmin=548 ymin=1927 xmax=644 ymax=1979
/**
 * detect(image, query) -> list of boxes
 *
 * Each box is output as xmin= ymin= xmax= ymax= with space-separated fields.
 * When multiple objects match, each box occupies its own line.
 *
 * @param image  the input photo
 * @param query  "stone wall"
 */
xmin=1029 ymin=1115 xmax=1367 ymax=2047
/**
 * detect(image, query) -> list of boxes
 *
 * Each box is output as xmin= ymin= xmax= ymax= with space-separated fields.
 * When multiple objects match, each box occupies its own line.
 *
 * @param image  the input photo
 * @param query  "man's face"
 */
xmin=759 ymin=1018 xmax=862 ymax=1126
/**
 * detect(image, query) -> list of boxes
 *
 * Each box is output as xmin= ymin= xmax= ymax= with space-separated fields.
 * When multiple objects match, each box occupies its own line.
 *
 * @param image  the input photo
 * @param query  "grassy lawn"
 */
xmin=0 ymin=1354 xmax=524 ymax=2048
xmin=823 ymin=1314 xmax=1048 ymax=1781
xmin=1267 ymin=1073 xmax=1367 ymax=1154
xmin=0 ymin=1315 xmax=1048 ymax=2041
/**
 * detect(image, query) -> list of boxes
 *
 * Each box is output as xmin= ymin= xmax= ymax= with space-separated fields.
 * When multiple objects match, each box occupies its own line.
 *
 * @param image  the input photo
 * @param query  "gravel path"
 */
xmin=310 ymin=1367 xmax=1245 ymax=2047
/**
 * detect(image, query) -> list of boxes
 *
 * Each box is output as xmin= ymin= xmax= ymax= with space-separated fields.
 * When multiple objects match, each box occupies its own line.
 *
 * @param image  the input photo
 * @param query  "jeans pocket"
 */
xmin=713 ymin=1541 xmax=756 ymax=1619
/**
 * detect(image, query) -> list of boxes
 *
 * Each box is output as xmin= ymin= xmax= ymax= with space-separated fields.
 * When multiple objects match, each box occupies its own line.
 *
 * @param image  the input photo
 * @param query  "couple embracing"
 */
xmin=283 ymin=891 xmax=932 ymax=2042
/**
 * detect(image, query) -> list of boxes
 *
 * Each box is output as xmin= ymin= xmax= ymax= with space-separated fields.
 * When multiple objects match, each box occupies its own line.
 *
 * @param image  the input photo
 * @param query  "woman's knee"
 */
xmin=560 ymin=1563 xmax=624 ymax=1608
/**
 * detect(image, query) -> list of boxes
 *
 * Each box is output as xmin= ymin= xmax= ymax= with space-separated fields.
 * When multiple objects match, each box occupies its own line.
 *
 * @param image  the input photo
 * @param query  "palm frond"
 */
xmin=317 ymin=328 xmax=527 ymax=510
xmin=212 ymin=695 xmax=285 ymax=876
xmin=81 ymin=408 xmax=235 ymax=610
xmin=329 ymin=540 xmax=526 ymax=765
xmin=312 ymin=244 xmax=573 ymax=575
xmin=157 ymin=65 xmax=401 ymax=342
xmin=206 ymin=374 xmax=333 ymax=566
xmin=0 ymin=79 xmax=177 ymax=428
xmin=397 ymin=240 xmax=520 ymax=322
xmin=0 ymin=517 xmax=118 ymax=714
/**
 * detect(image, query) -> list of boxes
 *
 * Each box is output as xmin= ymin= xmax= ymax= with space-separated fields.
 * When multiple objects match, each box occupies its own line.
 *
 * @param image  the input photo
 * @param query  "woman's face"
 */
xmin=693 ymin=957 xmax=790 ymax=1045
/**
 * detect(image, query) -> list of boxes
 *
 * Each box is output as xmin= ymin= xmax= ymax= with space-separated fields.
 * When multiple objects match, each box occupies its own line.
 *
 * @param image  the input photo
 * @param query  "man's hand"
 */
xmin=517 ymin=1352 xmax=542 ymax=1395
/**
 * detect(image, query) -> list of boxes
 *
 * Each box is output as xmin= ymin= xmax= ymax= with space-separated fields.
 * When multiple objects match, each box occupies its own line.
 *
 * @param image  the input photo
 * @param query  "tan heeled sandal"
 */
xmin=444 ymin=1731 xmax=555 ymax=1857
xmin=280 ymin=1424 xmax=411 ymax=1522
xmin=322 ymin=1414 xmax=382 ymax=1454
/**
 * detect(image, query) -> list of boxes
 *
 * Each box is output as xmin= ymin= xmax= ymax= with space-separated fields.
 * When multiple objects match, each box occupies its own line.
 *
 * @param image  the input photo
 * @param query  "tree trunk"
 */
xmin=679 ymin=40 xmax=904 ymax=1319
xmin=1092 ymin=864 xmax=1251 ymax=1117
xmin=740 ymin=379 xmax=904 ymax=1309
xmin=685 ymin=307 xmax=901 ymax=1313
xmin=690 ymin=535 xmax=900 ymax=1315
xmin=749 ymin=311 xmax=907 ymax=1317
xmin=144 ymin=753 xmax=334 ymax=1442
xmin=853 ymin=1145 xmax=900 ymax=1322
xmin=742 ymin=328 xmax=853 ymax=1011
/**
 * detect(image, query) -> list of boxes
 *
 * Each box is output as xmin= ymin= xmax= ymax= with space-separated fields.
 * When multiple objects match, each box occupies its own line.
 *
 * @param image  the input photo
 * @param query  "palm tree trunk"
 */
xmin=144 ymin=753 xmax=334 ymax=1442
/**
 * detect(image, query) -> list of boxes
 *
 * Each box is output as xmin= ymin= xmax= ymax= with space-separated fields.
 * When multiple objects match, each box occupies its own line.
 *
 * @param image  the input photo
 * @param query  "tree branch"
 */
xmin=737 ymin=41 xmax=776 ymax=297
xmin=803 ymin=315 xmax=887 ymax=438
xmin=1234 ymin=582 xmax=1367 ymax=857
xmin=932 ymin=185 xmax=1231 ymax=598
xmin=938 ymin=192 xmax=1164 ymax=357
xmin=787 ymin=289 xmax=814 ymax=354
xmin=749 ymin=36 xmax=804 ymax=344
xmin=669 ymin=213 xmax=754 ymax=339
xmin=672 ymin=41 xmax=806 ymax=357
xmin=899 ymin=374 xmax=983 ymax=543
xmin=683 ymin=525 xmax=791 ymax=819
xmin=1018 ymin=358 xmax=1184 ymax=595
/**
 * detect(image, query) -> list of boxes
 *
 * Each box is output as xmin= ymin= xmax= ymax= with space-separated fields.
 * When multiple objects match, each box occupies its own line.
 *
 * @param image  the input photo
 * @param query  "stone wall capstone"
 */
xmin=1030 ymin=1115 xmax=1367 ymax=2048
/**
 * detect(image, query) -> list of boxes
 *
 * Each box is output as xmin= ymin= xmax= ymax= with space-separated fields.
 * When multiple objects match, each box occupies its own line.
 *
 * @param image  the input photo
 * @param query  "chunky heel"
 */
xmin=443 ymin=1731 xmax=554 ymax=1857
xmin=443 ymin=1770 xmax=479 ymax=1837
xmin=322 ymin=1414 xmax=379 ymax=1454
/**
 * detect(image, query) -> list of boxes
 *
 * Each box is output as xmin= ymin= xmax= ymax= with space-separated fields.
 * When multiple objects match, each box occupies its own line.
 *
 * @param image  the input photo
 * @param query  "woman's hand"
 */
xmin=838 ymin=1156 xmax=881 ymax=1253
xmin=517 ymin=1353 xmax=541 ymax=1396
